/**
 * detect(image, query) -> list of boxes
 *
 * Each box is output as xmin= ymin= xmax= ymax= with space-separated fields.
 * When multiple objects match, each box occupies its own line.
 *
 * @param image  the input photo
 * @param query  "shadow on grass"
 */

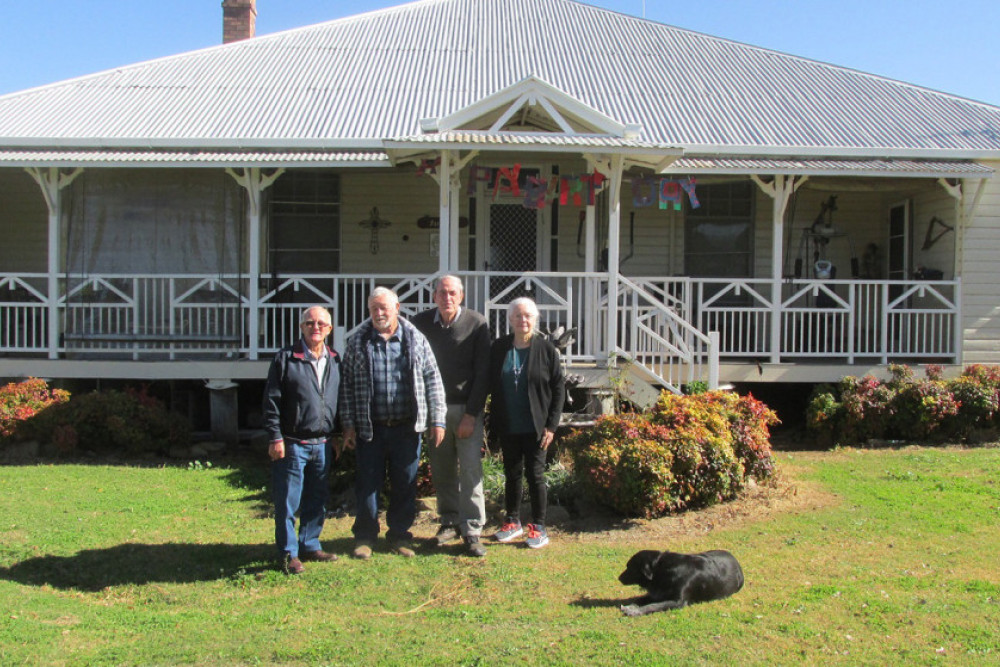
xmin=570 ymin=594 xmax=644 ymax=610
xmin=219 ymin=461 xmax=273 ymax=518
xmin=0 ymin=542 xmax=278 ymax=591
xmin=218 ymin=452 xmax=358 ymax=519
xmin=555 ymin=498 xmax=644 ymax=534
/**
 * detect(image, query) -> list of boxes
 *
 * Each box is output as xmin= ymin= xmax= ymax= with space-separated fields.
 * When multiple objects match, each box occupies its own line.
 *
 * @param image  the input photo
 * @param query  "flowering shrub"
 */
xmin=889 ymin=376 xmax=960 ymax=441
xmin=20 ymin=386 xmax=191 ymax=455
xmin=724 ymin=391 xmax=780 ymax=480
xmin=947 ymin=374 xmax=1000 ymax=436
xmin=806 ymin=364 xmax=1000 ymax=445
xmin=807 ymin=375 xmax=896 ymax=444
xmin=0 ymin=378 xmax=70 ymax=443
xmin=565 ymin=391 xmax=777 ymax=518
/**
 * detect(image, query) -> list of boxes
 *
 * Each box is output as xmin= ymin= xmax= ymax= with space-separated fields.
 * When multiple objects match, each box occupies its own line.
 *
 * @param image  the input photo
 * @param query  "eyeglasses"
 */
xmin=302 ymin=321 xmax=331 ymax=329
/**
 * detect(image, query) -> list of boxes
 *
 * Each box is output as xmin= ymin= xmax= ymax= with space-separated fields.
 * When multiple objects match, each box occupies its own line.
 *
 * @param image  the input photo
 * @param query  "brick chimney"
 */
xmin=222 ymin=0 xmax=257 ymax=44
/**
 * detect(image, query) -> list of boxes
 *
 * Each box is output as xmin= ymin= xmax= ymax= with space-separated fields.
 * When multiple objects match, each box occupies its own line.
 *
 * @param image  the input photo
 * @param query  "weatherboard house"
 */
xmin=2 ymin=0 xmax=1000 ymax=420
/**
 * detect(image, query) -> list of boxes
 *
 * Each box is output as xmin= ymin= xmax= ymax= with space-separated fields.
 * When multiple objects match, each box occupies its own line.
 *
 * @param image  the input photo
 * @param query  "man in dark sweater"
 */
xmin=412 ymin=275 xmax=491 ymax=557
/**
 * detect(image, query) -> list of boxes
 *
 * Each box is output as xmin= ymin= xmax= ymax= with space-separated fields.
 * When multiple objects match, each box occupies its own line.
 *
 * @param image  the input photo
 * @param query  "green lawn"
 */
xmin=1 ymin=446 xmax=998 ymax=665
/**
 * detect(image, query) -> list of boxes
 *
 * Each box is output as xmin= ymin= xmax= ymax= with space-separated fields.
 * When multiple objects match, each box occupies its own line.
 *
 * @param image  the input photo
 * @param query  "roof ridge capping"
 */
xmin=419 ymin=75 xmax=642 ymax=139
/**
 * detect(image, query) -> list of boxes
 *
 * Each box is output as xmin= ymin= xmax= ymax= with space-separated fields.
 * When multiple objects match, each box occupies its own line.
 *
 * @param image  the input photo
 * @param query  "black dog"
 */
xmin=618 ymin=549 xmax=744 ymax=617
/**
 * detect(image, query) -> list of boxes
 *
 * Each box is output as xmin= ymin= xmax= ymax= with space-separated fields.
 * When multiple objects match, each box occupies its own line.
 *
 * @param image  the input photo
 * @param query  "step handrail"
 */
xmin=616 ymin=275 xmax=719 ymax=392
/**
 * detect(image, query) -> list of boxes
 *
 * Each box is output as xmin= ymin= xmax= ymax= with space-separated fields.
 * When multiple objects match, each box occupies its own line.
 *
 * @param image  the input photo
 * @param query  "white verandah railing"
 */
xmin=0 ymin=274 xmax=47 ymax=351
xmin=625 ymin=276 xmax=960 ymax=363
xmin=689 ymin=277 xmax=960 ymax=363
xmin=0 ymin=271 xmax=960 ymax=372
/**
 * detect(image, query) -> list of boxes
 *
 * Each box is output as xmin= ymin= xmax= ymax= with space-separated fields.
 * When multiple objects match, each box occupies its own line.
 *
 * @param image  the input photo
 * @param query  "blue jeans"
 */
xmin=272 ymin=442 xmax=332 ymax=558
xmin=352 ymin=423 xmax=421 ymax=543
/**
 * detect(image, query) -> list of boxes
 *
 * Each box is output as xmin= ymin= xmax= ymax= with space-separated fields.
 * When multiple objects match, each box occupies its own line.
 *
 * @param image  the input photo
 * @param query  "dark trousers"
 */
xmin=352 ymin=423 xmax=421 ymax=543
xmin=500 ymin=432 xmax=547 ymax=526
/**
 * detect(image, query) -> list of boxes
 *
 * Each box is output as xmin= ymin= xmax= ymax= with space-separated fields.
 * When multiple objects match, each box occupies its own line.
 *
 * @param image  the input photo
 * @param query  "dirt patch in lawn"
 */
xmin=556 ymin=466 xmax=834 ymax=544
xmin=411 ymin=455 xmax=837 ymax=546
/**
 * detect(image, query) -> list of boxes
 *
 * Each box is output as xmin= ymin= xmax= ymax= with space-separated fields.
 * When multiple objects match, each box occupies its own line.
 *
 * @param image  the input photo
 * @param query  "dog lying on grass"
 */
xmin=618 ymin=549 xmax=744 ymax=617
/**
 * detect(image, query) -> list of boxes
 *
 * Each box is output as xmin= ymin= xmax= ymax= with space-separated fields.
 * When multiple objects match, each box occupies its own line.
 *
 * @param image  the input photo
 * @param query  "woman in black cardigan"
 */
xmin=489 ymin=297 xmax=565 ymax=549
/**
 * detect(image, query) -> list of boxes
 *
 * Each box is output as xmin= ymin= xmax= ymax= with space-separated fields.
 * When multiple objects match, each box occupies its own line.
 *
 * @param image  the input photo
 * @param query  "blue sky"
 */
xmin=1 ymin=0 xmax=998 ymax=106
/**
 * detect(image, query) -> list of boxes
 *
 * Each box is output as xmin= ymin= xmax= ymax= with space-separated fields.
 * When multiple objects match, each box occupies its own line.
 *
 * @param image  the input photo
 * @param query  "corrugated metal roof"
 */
xmin=664 ymin=157 xmax=995 ymax=178
xmin=0 ymin=149 xmax=388 ymax=167
xmin=1 ymin=0 xmax=1000 ymax=158
xmin=387 ymin=131 xmax=674 ymax=149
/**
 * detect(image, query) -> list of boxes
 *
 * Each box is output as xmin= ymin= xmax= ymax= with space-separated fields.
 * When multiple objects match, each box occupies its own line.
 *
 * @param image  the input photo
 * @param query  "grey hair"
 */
xmin=368 ymin=286 xmax=399 ymax=306
xmin=299 ymin=305 xmax=332 ymax=325
xmin=507 ymin=297 xmax=539 ymax=333
xmin=434 ymin=274 xmax=464 ymax=294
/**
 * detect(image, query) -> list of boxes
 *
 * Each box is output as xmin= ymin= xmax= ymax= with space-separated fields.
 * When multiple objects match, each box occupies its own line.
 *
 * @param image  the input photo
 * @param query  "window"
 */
xmin=267 ymin=171 xmax=340 ymax=273
xmin=684 ymin=181 xmax=754 ymax=277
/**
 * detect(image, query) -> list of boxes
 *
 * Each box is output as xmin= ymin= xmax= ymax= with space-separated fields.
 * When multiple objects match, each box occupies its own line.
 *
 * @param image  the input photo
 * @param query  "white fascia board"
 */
xmin=661 ymin=164 xmax=994 ymax=179
xmin=435 ymin=86 xmax=532 ymax=133
xmin=539 ymin=95 xmax=628 ymax=137
xmin=0 ymin=137 xmax=387 ymax=150
xmin=683 ymin=144 xmax=1000 ymax=161
xmin=383 ymin=140 xmax=681 ymax=158
xmin=0 ymin=158 xmax=393 ymax=168
xmin=433 ymin=75 xmax=633 ymax=137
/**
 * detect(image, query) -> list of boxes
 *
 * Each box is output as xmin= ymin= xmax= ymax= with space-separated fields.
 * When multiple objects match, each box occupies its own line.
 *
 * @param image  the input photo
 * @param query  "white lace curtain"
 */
xmin=63 ymin=169 xmax=243 ymax=275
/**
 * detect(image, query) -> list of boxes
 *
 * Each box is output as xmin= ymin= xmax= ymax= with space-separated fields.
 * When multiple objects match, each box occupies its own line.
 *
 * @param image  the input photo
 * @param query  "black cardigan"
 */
xmin=488 ymin=333 xmax=565 ymax=438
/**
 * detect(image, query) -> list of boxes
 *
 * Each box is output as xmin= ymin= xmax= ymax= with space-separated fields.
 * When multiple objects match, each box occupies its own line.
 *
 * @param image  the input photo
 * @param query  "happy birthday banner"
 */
xmin=631 ymin=176 xmax=700 ymax=210
xmin=418 ymin=160 xmax=699 ymax=211
xmin=462 ymin=163 xmax=607 ymax=208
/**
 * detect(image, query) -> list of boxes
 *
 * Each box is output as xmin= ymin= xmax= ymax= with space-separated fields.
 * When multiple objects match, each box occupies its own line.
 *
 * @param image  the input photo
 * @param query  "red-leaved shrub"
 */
xmin=807 ymin=364 xmax=1000 ymax=445
xmin=20 ymin=386 xmax=190 ymax=455
xmin=0 ymin=378 xmax=70 ymax=443
xmin=565 ymin=391 xmax=777 ymax=518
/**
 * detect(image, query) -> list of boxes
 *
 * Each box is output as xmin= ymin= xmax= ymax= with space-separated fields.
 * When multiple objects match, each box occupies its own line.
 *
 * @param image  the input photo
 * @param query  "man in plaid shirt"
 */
xmin=341 ymin=287 xmax=446 ymax=559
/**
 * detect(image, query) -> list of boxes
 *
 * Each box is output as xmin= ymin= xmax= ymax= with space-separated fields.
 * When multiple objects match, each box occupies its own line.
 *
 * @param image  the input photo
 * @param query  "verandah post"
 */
xmin=438 ymin=150 xmax=452 ymax=272
xmin=26 ymin=166 xmax=82 ymax=360
xmin=605 ymin=155 xmax=624 ymax=361
xmin=750 ymin=173 xmax=807 ymax=365
xmin=227 ymin=166 xmax=283 ymax=360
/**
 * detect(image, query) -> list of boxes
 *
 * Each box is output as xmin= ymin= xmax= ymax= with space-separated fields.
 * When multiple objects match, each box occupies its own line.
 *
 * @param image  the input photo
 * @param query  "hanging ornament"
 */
xmin=358 ymin=207 xmax=392 ymax=254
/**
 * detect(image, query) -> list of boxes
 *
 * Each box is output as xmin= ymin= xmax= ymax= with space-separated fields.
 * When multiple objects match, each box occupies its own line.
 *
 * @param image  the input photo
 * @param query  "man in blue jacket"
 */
xmin=263 ymin=305 xmax=341 ymax=574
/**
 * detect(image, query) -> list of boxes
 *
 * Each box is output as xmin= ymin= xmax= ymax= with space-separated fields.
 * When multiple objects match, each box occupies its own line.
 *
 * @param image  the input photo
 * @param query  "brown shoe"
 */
xmin=352 ymin=542 xmax=373 ymax=560
xmin=391 ymin=542 xmax=416 ymax=558
xmin=284 ymin=556 xmax=305 ymax=575
xmin=301 ymin=550 xmax=338 ymax=563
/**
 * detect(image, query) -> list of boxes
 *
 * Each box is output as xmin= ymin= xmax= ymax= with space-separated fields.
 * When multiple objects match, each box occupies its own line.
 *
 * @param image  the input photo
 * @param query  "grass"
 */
xmin=1 ymin=446 xmax=998 ymax=665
